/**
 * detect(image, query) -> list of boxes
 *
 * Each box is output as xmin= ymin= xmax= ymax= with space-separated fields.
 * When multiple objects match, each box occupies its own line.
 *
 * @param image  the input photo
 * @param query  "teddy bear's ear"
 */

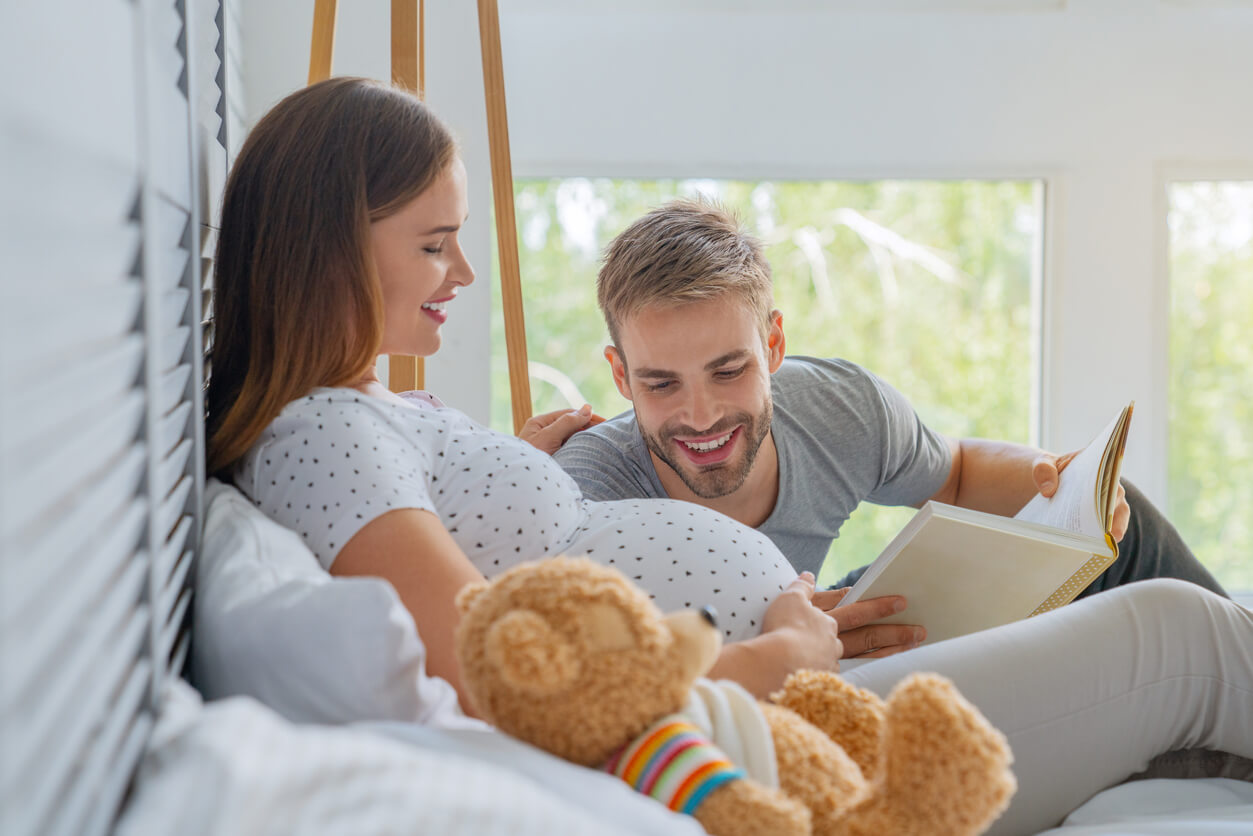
xmin=455 ymin=581 xmax=490 ymax=615
xmin=485 ymin=609 xmax=580 ymax=696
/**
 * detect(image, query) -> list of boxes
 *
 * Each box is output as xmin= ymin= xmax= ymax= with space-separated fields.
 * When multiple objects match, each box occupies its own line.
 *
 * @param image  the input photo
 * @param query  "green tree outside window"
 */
xmin=492 ymin=178 xmax=1040 ymax=585
xmin=1169 ymin=181 xmax=1253 ymax=592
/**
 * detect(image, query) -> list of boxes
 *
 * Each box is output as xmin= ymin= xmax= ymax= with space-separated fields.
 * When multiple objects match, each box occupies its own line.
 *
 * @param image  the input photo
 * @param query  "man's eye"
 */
xmin=715 ymin=366 xmax=746 ymax=379
xmin=646 ymin=381 xmax=674 ymax=393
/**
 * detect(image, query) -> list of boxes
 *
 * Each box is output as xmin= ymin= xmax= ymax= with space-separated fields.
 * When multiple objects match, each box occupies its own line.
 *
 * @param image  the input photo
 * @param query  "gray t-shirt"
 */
xmin=553 ymin=356 xmax=952 ymax=575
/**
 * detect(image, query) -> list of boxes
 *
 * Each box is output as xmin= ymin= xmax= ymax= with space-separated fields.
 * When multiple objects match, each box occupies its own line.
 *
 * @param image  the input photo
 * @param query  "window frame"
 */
xmin=1154 ymin=162 xmax=1253 ymax=603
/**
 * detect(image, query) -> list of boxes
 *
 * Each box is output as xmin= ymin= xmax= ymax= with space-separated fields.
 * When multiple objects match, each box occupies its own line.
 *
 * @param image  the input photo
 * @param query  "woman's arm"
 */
xmin=331 ymin=508 xmax=485 ymax=716
xmin=334 ymin=524 xmax=877 ymax=709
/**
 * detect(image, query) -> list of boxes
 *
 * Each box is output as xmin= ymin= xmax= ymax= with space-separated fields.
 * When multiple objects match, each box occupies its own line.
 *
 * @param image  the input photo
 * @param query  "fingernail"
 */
xmin=1041 ymin=480 xmax=1055 ymax=492
xmin=893 ymin=599 xmax=906 ymax=613
xmin=914 ymin=628 xmax=926 ymax=643
xmin=579 ymin=404 xmax=591 ymax=415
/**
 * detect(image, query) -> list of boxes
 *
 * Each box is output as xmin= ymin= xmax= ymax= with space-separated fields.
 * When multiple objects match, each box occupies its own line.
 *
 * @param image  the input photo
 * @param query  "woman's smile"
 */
xmin=421 ymin=294 xmax=455 ymax=324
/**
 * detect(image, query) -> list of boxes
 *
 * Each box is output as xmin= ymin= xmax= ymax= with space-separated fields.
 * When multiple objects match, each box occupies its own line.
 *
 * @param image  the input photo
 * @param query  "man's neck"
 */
xmin=649 ymin=431 xmax=780 ymax=529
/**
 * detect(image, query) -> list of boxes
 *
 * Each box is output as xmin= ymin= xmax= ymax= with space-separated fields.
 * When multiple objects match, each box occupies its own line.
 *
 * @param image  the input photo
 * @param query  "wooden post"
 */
xmin=389 ymin=0 xmax=425 ymax=392
xmin=308 ymin=0 xmax=337 ymax=84
xmin=478 ymin=0 xmax=532 ymax=433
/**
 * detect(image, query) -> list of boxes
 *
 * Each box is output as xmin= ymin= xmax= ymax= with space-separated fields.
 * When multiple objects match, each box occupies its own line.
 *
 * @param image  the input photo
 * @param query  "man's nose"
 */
xmin=684 ymin=385 xmax=719 ymax=430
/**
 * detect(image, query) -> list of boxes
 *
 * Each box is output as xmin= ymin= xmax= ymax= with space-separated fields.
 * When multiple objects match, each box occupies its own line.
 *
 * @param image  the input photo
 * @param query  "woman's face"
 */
xmin=370 ymin=157 xmax=475 ymax=357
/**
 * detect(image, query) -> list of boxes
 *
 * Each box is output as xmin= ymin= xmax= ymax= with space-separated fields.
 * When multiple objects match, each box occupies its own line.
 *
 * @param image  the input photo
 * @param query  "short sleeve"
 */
xmin=861 ymin=371 xmax=952 ymax=507
xmin=553 ymin=415 xmax=662 ymax=502
xmin=237 ymin=398 xmax=437 ymax=570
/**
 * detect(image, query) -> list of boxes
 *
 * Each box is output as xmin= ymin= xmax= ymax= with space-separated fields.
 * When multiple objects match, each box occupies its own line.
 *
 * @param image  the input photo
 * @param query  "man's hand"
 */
xmin=517 ymin=405 xmax=604 ymax=455
xmin=810 ymin=587 xmax=925 ymax=658
xmin=1031 ymin=451 xmax=1130 ymax=542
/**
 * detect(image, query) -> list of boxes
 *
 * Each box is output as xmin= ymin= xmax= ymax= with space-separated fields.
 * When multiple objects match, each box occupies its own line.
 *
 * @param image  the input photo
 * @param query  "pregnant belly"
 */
xmin=565 ymin=498 xmax=795 ymax=643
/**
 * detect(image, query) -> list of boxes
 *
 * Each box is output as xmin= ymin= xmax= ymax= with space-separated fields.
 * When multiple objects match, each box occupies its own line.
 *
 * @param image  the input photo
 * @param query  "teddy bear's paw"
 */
xmin=870 ymin=672 xmax=1016 ymax=835
xmin=772 ymin=670 xmax=886 ymax=780
xmin=762 ymin=703 xmax=870 ymax=833
xmin=696 ymin=778 xmax=813 ymax=836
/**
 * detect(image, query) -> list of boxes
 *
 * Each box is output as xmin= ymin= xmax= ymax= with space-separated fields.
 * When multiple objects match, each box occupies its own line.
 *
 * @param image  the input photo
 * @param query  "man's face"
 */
xmin=608 ymin=297 xmax=785 ymax=499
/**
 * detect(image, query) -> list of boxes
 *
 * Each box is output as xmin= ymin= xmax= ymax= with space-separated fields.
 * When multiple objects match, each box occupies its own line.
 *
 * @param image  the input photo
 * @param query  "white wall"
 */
xmin=241 ymin=0 xmax=1253 ymax=506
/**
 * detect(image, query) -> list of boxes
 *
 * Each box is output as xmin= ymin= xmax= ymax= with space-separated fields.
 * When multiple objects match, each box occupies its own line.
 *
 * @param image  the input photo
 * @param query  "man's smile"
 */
xmin=672 ymin=426 xmax=742 ymax=466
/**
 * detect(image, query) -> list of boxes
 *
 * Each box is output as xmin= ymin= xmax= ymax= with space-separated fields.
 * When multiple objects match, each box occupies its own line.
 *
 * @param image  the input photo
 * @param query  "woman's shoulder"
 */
xmin=272 ymin=386 xmax=459 ymax=432
xmin=236 ymin=388 xmax=424 ymax=487
xmin=279 ymin=386 xmax=398 ymax=417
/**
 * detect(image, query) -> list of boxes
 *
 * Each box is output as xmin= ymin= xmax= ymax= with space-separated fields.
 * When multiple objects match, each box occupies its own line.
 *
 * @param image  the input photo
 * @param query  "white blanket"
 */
xmin=1038 ymin=778 xmax=1253 ymax=835
xmin=116 ymin=680 xmax=705 ymax=836
xmin=116 ymin=681 xmax=1253 ymax=836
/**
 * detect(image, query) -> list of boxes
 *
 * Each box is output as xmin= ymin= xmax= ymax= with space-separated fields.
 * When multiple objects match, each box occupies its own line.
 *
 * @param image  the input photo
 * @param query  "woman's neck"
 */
xmin=350 ymin=373 xmax=419 ymax=408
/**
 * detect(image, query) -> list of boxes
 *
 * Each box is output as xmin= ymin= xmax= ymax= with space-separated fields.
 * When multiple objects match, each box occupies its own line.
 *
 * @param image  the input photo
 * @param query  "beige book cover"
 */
xmin=840 ymin=403 xmax=1133 ymax=646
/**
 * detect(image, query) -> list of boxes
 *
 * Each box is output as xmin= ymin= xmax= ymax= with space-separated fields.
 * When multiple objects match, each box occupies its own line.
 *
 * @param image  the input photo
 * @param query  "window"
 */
xmin=1168 ymin=180 xmax=1253 ymax=593
xmin=493 ymin=177 xmax=1043 ymax=584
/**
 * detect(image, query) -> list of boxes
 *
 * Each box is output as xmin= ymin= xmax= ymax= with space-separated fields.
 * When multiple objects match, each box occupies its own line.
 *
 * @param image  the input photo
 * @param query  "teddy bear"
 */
xmin=454 ymin=557 xmax=1016 ymax=836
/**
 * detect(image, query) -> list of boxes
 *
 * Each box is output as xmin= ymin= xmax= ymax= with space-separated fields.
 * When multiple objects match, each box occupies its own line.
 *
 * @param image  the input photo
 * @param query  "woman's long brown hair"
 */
xmin=207 ymin=78 xmax=456 ymax=477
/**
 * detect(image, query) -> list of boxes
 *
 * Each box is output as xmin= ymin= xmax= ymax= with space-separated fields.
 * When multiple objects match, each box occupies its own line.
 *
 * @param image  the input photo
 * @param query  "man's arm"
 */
xmin=928 ymin=437 xmax=1041 ymax=516
xmin=929 ymin=436 xmax=1130 ymax=540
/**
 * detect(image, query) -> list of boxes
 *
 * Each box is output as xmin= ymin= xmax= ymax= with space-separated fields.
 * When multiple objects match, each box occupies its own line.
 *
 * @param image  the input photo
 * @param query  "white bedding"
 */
xmin=1039 ymin=777 xmax=1253 ymax=835
xmin=115 ymin=680 xmax=705 ymax=836
xmin=117 ymin=680 xmax=1253 ymax=836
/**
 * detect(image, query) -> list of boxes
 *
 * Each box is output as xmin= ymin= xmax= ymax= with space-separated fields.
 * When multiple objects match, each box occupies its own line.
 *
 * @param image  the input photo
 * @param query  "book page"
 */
xmin=1012 ymin=410 xmax=1125 ymax=541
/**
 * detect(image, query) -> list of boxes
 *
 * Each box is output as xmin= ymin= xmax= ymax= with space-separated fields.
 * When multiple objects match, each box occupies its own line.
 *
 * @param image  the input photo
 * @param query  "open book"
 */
xmin=840 ymin=402 xmax=1134 ymax=646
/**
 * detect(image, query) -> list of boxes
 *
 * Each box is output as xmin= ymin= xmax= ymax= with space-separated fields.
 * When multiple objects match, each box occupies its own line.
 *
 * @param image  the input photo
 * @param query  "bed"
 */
xmin=114 ymin=479 xmax=1250 ymax=836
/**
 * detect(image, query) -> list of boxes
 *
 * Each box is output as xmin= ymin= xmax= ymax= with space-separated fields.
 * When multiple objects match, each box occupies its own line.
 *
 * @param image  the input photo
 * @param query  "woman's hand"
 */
xmin=759 ymin=572 xmax=844 ymax=671
xmin=708 ymin=573 xmax=844 ymax=697
xmin=517 ymin=405 xmax=604 ymax=454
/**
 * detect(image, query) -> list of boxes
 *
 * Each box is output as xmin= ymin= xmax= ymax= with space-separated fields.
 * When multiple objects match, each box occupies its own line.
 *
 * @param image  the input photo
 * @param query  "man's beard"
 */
xmin=641 ymin=401 xmax=773 ymax=499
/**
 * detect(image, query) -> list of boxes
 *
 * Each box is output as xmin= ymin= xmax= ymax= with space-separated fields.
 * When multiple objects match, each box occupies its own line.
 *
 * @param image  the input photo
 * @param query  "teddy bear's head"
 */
xmin=455 ymin=557 xmax=722 ymax=767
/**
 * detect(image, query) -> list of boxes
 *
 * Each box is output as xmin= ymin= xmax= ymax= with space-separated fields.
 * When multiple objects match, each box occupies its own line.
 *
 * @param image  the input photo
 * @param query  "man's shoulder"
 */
xmin=555 ymin=409 xmax=642 ymax=461
xmin=553 ymin=410 xmax=661 ymax=501
xmin=771 ymin=356 xmax=881 ymax=408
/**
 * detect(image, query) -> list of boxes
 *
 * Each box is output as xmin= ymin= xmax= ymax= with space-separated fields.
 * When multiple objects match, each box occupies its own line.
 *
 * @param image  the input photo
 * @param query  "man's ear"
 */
xmin=766 ymin=310 xmax=786 ymax=373
xmin=605 ymin=346 xmax=633 ymax=401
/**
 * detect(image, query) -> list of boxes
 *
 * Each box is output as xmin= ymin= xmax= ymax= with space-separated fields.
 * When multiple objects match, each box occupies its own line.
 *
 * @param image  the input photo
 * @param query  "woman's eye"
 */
xmin=423 ymin=246 xmax=444 ymax=255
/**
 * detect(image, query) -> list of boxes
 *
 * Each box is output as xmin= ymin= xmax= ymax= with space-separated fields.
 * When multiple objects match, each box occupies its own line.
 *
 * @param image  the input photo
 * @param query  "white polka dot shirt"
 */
xmin=236 ymin=389 xmax=793 ymax=642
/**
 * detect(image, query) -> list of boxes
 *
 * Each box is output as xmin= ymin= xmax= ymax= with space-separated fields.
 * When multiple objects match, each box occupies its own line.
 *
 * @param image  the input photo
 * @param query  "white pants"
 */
xmin=841 ymin=579 xmax=1253 ymax=836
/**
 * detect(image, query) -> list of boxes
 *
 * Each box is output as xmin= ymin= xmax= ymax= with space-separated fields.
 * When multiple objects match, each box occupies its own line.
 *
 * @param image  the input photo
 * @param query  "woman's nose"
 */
xmin=452 ymin=245 xmax=476 ymax=286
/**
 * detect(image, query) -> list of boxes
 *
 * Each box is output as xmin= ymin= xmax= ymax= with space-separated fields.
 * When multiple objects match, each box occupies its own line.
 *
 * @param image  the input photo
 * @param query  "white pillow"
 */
xmin=192 ymin=479 xmax=479 ymax=729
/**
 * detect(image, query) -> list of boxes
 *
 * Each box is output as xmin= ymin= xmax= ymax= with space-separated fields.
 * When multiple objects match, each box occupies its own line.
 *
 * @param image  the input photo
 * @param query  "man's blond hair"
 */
xmin=597 ymin=198 xmax=774 ymax=350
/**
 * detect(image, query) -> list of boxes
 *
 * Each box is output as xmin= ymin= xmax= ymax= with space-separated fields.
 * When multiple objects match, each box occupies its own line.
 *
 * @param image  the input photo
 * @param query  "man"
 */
xmin=553 ymin=199 xmax=1226 ymax=658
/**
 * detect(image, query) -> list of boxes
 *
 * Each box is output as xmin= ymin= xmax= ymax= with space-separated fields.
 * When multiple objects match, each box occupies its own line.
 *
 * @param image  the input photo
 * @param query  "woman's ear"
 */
xmin=605 ymin=346 xmax=633 ymax=401
xmin=766 ymin=310 xmax=786 ymax=372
